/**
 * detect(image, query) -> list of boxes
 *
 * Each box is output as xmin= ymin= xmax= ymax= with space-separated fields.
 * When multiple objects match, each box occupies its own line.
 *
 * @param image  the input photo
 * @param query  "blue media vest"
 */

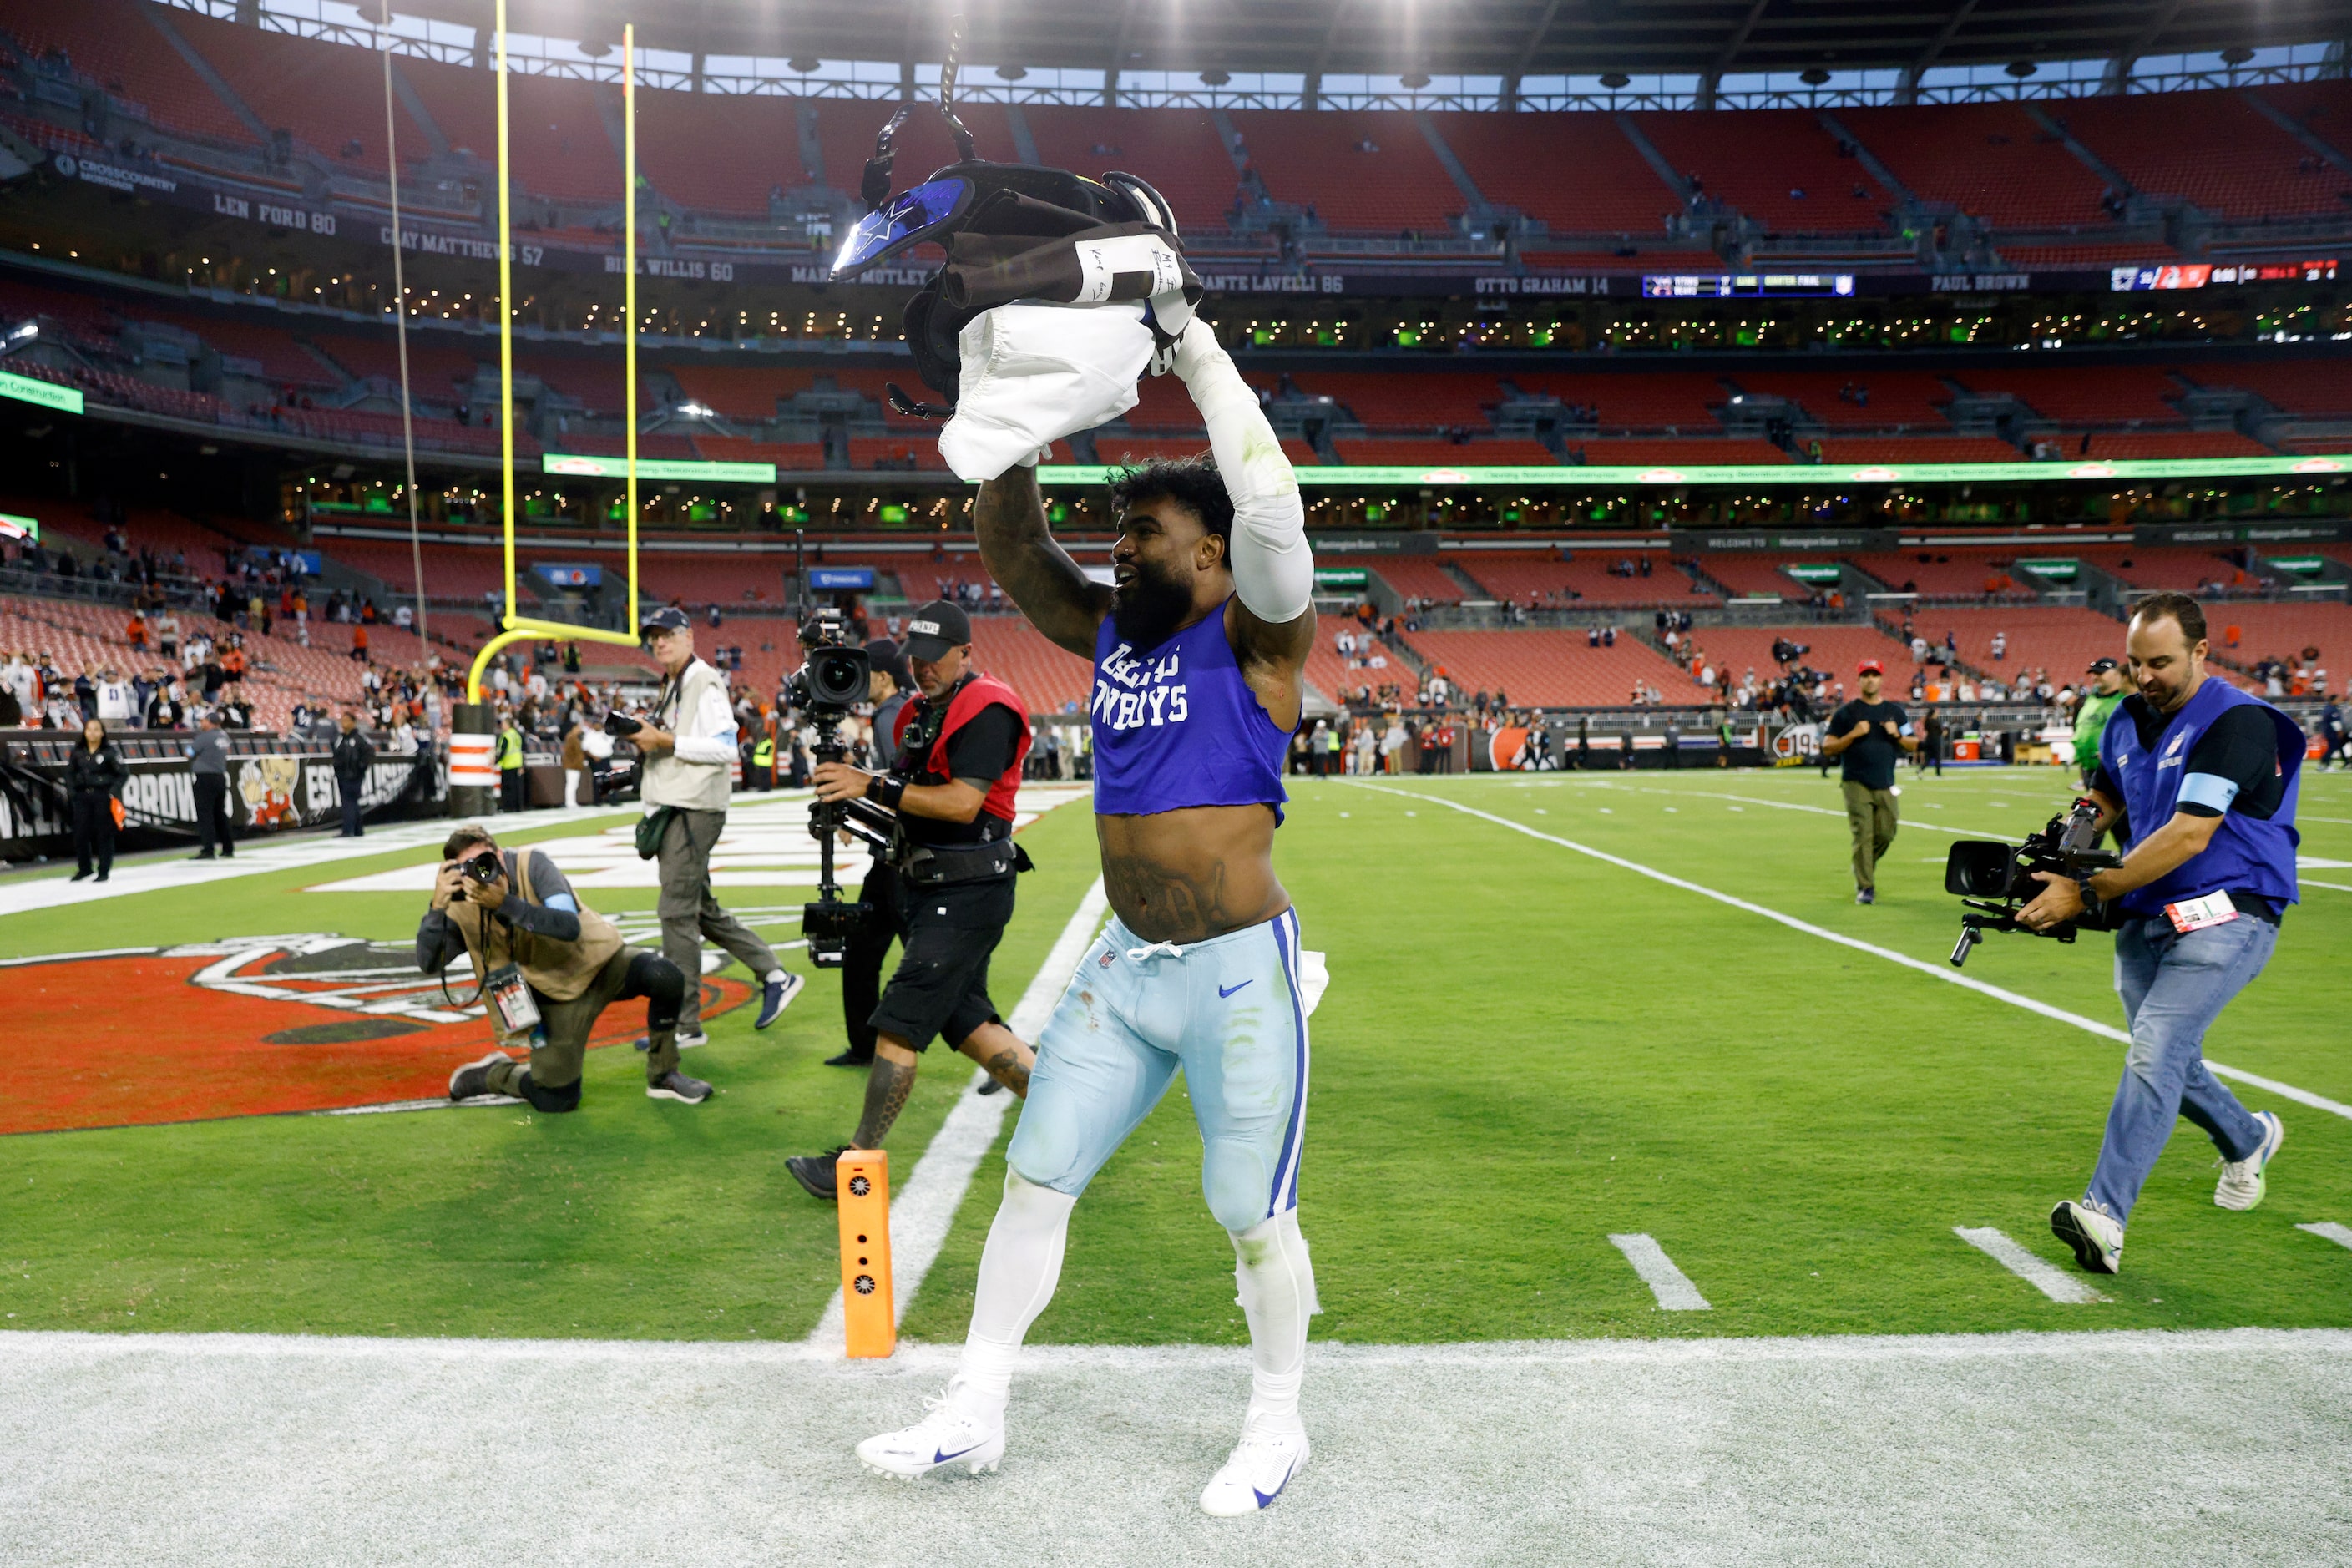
xmin=1090 ymin=600 xmax=1293 ymax=818
xmin=2097 ymin=675 xmax=2303 ymax=918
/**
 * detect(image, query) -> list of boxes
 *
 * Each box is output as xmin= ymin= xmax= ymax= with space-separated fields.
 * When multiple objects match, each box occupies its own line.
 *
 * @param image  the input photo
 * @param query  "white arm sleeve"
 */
xmin=671 ymin=677 xmax=739 ymax=766
xmin=1172 ymin=319 xmax=1312 ymax=624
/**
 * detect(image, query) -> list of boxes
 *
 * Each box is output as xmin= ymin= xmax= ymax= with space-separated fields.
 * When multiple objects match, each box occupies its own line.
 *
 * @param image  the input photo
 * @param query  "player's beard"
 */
xmin=1111 ymin=557 xmax=1194 ymax=650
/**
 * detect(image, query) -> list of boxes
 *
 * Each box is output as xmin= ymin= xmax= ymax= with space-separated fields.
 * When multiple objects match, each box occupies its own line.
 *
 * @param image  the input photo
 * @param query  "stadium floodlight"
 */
xmin=466 ymin=5 xmax=645 ymax=703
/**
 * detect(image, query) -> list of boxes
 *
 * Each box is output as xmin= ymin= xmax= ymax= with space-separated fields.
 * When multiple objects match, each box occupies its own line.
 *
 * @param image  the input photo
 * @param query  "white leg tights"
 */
xmin=1231 ymin=1210 xmax=1320 ymax=1429
xmin=953 ymin=1170 xmax=1077 ymax=1416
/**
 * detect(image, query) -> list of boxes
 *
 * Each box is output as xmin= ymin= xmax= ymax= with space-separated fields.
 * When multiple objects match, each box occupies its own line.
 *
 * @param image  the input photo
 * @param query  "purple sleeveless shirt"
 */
xmin=1090 ymin=600 xmax=1292 ymax=819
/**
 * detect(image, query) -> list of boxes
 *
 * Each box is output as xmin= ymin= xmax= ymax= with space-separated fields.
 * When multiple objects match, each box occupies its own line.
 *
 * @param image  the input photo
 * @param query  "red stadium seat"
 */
xmin=1402 ymin=628 xmax=1697 ymax=707
xmin=3 ymin=0 xmax=253 ymax=147
xmin=1428 ymin=113 xmax=1683 ymax=235
xmin=1838 ymin=104 xmax=2111 ymax=229
xmin=173 ymin=9 xmax=434 ymax=169
xmin=1225 ymin=109 xmax=1463 ymax=231
xmin=2060 ymin=89 xmax=2352 ymax=222
xmin=1628 ymin=109 xmax=1892 ymax=233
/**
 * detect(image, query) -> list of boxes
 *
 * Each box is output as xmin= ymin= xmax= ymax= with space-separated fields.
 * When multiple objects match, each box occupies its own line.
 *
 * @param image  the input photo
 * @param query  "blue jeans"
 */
xmin=2086 ymin=913 xmax=2274 ymax=1222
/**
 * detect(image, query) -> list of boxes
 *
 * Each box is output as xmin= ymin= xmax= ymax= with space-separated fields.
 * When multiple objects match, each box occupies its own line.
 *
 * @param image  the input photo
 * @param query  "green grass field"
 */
xmin=5 ymin=765 xmax=2348 ymax=1348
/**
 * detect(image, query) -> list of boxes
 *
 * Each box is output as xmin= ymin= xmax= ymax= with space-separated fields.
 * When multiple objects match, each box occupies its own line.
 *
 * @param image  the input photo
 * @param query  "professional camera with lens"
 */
xmin=786 ymin=605 xmax=871 ymax=716
xmin=787 ymin=569 xmax=887 ymax=967
xmin=1945 ymin=798 xmax=2122 ymax=968
xmin=449 ymin=853 xmax=504 ymax=887
xmin=601 ymin=711 xmax=643 ymax=739
xmin=1772 ymin=637 xmax=1811 ymax=666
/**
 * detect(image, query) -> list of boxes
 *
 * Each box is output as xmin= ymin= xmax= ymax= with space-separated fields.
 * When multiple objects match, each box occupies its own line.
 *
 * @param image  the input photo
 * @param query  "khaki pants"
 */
xmin=483 ymin=945 xmax=677 ymax=1095
xmin=657 ymin=807 xmax=778 ymax=1034
xmin=1842 ymin=780 xmax=1899 ymax=892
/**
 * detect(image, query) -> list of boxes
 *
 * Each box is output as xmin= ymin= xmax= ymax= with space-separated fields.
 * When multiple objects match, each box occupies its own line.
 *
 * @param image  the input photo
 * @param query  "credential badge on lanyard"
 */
xmin=485 ymin=964 xmax=544 ymax=1035
xmin=2162 ymin=890 xmax=2239 ymax=934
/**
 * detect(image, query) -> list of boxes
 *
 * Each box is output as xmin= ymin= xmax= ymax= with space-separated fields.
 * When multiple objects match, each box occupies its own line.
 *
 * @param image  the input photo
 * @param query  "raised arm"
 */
xmin=1166 ymin=320 xmax=1314 ymax=680
xmin=974 ymin=467 xmax=1113 ymax=659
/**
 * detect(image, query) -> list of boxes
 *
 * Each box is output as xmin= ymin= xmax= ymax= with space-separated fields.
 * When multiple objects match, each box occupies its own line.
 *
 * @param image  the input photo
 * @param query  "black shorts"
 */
xmin=867 ymin=873 xmax=1015 ymax=1050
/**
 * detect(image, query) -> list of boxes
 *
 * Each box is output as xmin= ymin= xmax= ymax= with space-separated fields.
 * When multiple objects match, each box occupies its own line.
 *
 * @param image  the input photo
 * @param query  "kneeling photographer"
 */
xmin=2011 ymin=594 xmax=2299 ymax=1277
xmin=423 ymin=823 xmax=711 ymax=1110
xmin=787 ymin=600 xmax=1039 ymax=1201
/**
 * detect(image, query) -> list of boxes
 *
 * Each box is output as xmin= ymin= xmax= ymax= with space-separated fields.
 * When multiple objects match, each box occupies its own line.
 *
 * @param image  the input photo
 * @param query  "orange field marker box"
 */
xmin=836 ymin=1149 xmax=895 ymax=1358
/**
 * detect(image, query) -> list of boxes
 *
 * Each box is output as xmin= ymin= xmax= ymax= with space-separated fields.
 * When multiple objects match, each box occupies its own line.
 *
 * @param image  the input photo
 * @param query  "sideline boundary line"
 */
xmin=806 ymin=877 xmax=1110 ymax=1351
xmin=1357 ymin=782 xmax=2352 ymax=1125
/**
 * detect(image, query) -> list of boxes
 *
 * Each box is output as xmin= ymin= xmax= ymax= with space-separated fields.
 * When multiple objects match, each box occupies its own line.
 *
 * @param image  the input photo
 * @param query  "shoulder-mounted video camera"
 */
xmin=1945 ymin=798 xmax=2122 ymax=968
xmin=601 ymin=711 xmax=643 ymax=738
xmin=788 ymin=605 xmax=871 ymax=717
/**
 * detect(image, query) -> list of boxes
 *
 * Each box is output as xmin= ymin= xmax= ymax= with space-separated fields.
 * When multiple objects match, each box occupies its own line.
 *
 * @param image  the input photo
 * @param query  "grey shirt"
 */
xmin=871 ymin=690 xmax=912 ymax=771
xmin=414 ymin=848 xmax=584 ymax=975
xmin=188 ymin=727 xmax=230 ymax=776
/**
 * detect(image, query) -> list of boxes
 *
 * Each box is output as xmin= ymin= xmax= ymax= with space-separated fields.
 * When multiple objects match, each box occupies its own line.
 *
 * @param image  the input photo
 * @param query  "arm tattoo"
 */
xmin=852 ymin=1056 xmax=919 ymax=1149
xmin=974 ymin=471 xmax=1112 ymax=658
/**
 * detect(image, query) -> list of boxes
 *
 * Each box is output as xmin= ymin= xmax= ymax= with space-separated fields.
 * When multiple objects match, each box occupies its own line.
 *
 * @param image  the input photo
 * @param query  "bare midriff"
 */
xmin=1095 ymin=802 xmax=1291 ymax=944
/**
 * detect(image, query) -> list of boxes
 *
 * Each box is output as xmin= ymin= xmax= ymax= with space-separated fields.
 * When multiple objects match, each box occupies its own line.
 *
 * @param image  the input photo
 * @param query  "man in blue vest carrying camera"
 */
xmin=2016 ymin=592 xmax=2300 ymax=1277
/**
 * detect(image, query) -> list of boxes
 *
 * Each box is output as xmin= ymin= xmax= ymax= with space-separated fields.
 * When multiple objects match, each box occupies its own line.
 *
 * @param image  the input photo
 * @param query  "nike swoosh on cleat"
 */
xmin=1218 ymin=979 xmax=1253 ymax=999
xmin=1252 ymin=1457 xmax=1297 ymax=1509
xmin=931 ymin=1443 xmax=981 ymax=1464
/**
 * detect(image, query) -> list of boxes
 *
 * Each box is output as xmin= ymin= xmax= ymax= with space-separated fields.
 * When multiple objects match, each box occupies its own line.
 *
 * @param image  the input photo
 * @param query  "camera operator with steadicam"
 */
xmin=786 ymin=600 xmax=1039 ymax=1201
xmin=427 ymin=824 xmax=708 ymax=1108
xmin=825 ymin=640 xmax=918 ymax=1071
xmin=2011 ymin=594 xmax=2299 ymax=1277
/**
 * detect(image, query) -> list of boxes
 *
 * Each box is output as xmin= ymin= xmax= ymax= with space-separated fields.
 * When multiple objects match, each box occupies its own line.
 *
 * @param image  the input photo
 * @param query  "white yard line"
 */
xmin=1954 ymin=1227 xmax=2107 ymax=1304
xmin=0 ymin=800 xmax=653 ymax=915
xmin=807 ymin=878 xmax=1110 ymax=1351
xmin=2299 ymin=1222 xmax=2352 ymax=1251
xmin=1607 ymin=1233 xmax=1712 ymax=1310
xmin=1358 ymin=782 xmax=2352 ymax=1125
xmin=5 ymin=1326 xmax=2348 ymax=1568
xmin=1609 ymin=784 xmax=2023 ymax=837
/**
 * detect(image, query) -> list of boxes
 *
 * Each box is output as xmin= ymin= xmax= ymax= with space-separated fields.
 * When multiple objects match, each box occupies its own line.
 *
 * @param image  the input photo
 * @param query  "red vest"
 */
xmin=893 ymin=672 xmax=1032 ymax=823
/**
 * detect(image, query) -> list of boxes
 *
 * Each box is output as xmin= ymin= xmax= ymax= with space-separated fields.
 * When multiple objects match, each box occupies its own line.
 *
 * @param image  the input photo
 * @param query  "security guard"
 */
xmin=751 ymin=725 xmax=777 ymax=790
xmin=787 ymin=602 xmax=1036 ymax=1200
xmin=2073 ymin=656 xmax=2127 ymax=789
xmin=2019 ymin=594 xmax=2300 ymax=1276
xmin=427 ymin=823 xmax=709 ymax=1107
xmin=496 ymin=711 xmax=527 ymax=813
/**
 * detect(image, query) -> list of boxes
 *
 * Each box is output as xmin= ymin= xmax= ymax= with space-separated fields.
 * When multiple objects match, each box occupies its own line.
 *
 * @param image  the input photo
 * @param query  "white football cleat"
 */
xmin=855 ymin=1378 xmax=1005 ymax=1483
xmin=1199 ymin=1414 xmax=1310 ymax=1517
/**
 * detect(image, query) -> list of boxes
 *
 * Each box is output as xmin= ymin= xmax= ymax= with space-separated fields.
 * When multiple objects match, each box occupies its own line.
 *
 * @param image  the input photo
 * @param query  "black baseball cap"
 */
xmin=2086 ymin=656 xmax=2118 ymax=675
xmin=864 ymin=638 xmax=914 ymax=691
xmin=640 ymin=605 xmax=691 ymax=635
xmin=903 ymin=600 xmax=972 ymax=661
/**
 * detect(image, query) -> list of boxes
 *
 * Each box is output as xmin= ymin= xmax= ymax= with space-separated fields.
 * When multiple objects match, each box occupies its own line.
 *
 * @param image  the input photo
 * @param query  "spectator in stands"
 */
xmin=144 ymin=676 xmax=185 ymax=731
xmin=333 ymin=711 xmax=375 ymax=837
xmin=154 ymin=610 xmax=180 ymax=663
xmin=1991 ymin=630 xmax=2008 ymax=662
xmin=63 ymin=714 xmax=128 ymax=883
xmin=216 ymin=684 xmax=254 ymax=731
xmin=352 ymin=624 xmax=371 ymax=664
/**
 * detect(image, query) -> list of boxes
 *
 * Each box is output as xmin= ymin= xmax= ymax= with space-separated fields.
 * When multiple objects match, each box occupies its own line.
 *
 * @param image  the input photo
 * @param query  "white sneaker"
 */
xmin=855 ymin=1378 xmax=1004 ymax=1483
xmin=1199 ymin=1413 xmax=1311 ymax=1517
xmin=2216 ymin=1111 xmax=2284 ymax=1211
xmin=2050 ymin=1199 xmax=2125 ymax=1276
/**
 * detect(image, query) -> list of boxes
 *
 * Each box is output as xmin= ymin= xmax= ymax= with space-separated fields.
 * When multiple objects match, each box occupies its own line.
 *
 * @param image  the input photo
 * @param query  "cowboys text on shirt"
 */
xmin=1093 ymin=642 xmax=1191 ymax=733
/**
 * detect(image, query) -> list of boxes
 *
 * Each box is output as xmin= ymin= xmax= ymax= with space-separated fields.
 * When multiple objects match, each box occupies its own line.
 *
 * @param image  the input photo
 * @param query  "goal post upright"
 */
xmin=467 ymin=0 xmax=645 ymax=706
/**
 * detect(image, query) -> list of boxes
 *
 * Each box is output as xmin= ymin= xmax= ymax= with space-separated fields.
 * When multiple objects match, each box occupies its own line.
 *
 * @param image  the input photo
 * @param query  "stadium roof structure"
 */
xmin=389 ymin=0 xmax=2352 ymax=92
